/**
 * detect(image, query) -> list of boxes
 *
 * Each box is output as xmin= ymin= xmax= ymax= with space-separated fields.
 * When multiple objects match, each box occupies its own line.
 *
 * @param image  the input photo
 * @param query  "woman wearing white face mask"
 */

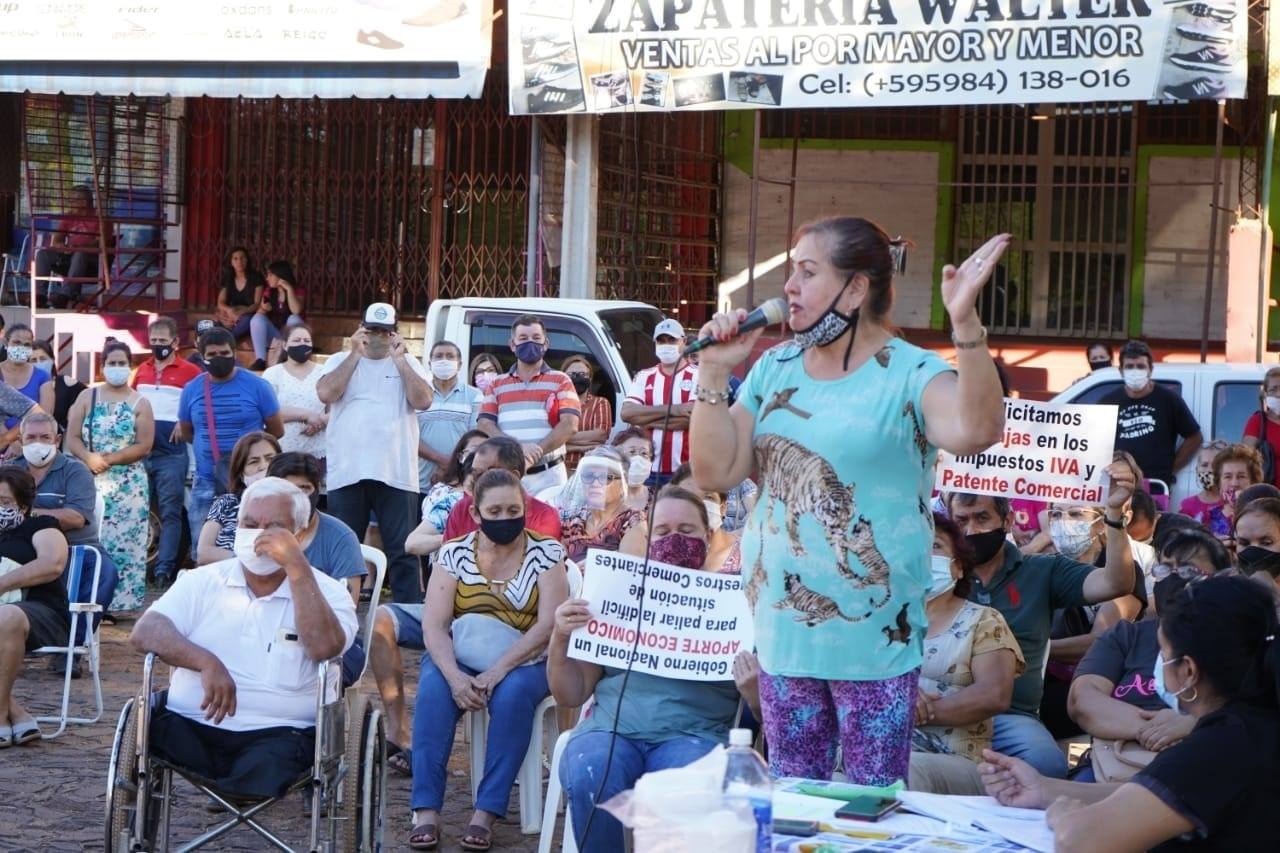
xmin=558 ymin=446 xmax=648 ymax=565
xmin=609 ymin=426 xmax=655 ymax=513
xmin=65 ymin=340 xmax=154 ymax=613
xmin=1243 ymin=366 xmax=1280 ymax=487
xmin=195 ymin=431 xmax=281 ymax=566
xmin=0 ymin=324 xmax=55 ymax=441
xmin=908 ymin=513 xmax=1024 ymax=795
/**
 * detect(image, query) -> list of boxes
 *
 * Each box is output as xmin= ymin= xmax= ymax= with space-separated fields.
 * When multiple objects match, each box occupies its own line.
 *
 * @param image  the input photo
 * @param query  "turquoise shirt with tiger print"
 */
xmin=738 ymin=337 xmax=952 ymax=681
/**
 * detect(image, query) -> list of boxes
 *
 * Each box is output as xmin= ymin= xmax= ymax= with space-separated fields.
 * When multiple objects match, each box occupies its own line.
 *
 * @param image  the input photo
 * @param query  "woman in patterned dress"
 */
xmin=65 ymin=340 xmax=154 ymax=613
xmin=690 ymin=218 xmax=1009 ymax=784
xmin=558 ymin=446 xmax=648 ymax=565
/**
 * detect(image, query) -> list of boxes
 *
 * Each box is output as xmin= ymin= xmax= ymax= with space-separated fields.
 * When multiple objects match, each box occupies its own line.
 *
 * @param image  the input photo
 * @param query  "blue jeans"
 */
xmin=992 ymin=713 xmax=1068 ymax=779
xmin=146 ymin=453 xmax=188 ymax=577
xmin=187 ymin=478 xmax=216 ymax=562
xmin=327 ymin=479 xmax=420 ymax=603
xmin=410 ymin=655 xmax=548 ymax=816
xmin=561 ymin=730 xmax=718 ymax=852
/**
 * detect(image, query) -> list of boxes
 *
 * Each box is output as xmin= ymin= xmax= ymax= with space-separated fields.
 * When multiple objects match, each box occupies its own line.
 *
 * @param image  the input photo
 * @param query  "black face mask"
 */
xmin=570 ymin=374 xmax=591 ymax=395
xmin=286 ymin=345 xmax=314 ymax=364
xmin=965 ymin=528 xmax=1007 ymax=565
xmin=1089 ymin=360 xmax=1110 ymax=371
xmin=307 ymin=490 xmax=321 ymax=518
xmin=0 ymin=344 xmax=7 ymax=364
xmin=206 ymin=355 xmax=236 ymax=379
xmin=151 ymin=344 xmax=174 ymax=362
xmin=480 ymin=515 xmax=525 ymax=546
xmin=1238 ymin=545 xmax=1280 ymax=578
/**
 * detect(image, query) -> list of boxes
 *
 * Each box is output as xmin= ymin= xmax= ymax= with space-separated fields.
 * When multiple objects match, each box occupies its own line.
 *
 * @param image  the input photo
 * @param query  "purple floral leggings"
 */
xmin=758 ymin=668 xmax=919 ymax=785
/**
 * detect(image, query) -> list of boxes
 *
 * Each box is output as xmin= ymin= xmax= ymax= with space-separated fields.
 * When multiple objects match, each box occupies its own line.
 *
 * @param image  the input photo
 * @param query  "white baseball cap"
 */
xmin=653 ymin=318 xmax=684 ymax=341
xmin=363 ymin=302 xmax=397 ymax=330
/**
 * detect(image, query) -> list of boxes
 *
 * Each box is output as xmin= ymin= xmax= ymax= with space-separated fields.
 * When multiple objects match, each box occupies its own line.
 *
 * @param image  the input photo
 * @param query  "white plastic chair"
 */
xmin=358 ymin=545 xmax=388 ymax=681
xmin=565 ymin=559 xmax=582 ymax=598
xmin=538 ymin=725 xmax=580 ymax=853
xmin=467 ymin=694 xmax=559 ymax=835
xmin=31 ymin=545 xmax=105 ymax=738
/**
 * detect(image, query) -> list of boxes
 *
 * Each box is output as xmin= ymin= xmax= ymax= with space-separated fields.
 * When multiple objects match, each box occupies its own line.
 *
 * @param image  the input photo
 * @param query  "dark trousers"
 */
xmin=327 ymin=479 xmax=421 ymax=604
xmin=145 ymin=452 xmax=188 ymax=578
xmin=35 ymin=248 xmax=97 ymax=304
xmin=150 ymin=706 xmax=315 ymax=799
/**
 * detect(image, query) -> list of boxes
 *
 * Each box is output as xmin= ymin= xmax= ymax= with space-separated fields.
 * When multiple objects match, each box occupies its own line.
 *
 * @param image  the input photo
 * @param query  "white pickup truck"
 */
xmin=1048 ymin=362 xmax=1271 ymax=508
xmin=422 ymin=297 xmax=669 ymax=423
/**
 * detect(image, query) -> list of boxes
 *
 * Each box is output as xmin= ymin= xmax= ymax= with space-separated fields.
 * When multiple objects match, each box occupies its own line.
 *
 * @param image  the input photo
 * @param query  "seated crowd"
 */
xmin=4 ymin=303 xmax=1280 ymax=853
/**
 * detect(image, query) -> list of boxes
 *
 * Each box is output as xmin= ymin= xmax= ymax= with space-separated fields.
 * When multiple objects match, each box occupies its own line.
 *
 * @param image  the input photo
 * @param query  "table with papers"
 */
xmin=771 ymin=781 xmax=1054 ymax=853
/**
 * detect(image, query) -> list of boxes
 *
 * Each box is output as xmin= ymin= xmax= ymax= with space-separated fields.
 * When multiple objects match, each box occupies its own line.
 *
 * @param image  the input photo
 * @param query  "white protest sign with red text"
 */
xmin=570 ymin=548 xmax=753 ymax=681
xmin=936 ymin=398 xmax=1117 ymax=504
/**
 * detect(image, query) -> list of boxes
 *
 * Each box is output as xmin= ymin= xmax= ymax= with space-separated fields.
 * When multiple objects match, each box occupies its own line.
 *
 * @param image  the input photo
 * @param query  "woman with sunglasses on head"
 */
xmin=982 ymin=570 xmax=1280 ymax=851
xmin=558 ymin=446 xmax=648 ymax=565
xmin=1065 ymin=528 xmax=1229 ymax=783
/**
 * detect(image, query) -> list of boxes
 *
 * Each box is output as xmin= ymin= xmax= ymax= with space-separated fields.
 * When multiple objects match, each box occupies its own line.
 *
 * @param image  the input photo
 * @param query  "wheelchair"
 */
xmin=104 ymin=652 xmax=386 ymax=852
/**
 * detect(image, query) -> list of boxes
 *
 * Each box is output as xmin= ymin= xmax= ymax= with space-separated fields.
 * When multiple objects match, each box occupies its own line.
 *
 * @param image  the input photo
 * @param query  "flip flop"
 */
xmin=407 ymin=823 xmax=438 ymax=850
xmin=460 ymin=824 xmax=492 ymax=852
xmin=387 ymin=743 xmax=412 ymax=777
xmin=0 ymin=725 xmax=12 ymax=748
xmin=11 ymin=719 xmax=41 ymax=745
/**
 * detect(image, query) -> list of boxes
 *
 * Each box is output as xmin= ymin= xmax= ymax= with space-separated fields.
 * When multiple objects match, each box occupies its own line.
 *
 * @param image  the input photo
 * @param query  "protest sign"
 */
xmin=508 ymin=0 xmax=1247 ymax=115
xmin=936 ymin=398 xmax=1117 ymax=504
xmin=569 ymin=548 xmax=753 ymax=681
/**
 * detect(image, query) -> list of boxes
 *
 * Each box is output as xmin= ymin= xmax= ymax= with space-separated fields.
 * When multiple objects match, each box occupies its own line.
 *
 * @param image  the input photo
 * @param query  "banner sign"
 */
xmin=569 ymin=548 xmax=754 ymax=681
xmin=936 ymin=398 xmax=1117 ymax=504
xmin=1 ymin=1 xmax=491 ymax=67
xmin=508 ymin=0 xmax=1247 ymax=115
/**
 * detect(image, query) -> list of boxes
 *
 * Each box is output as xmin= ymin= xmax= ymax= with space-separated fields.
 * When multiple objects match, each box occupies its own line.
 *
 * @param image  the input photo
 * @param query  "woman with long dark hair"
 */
xmin=250 ymin=259 xmax=306 ymax=370
xmin=215 ymin=246 xmax=264 ymax=340
xmin=689 ymin=217 xmax=1009 ymax=784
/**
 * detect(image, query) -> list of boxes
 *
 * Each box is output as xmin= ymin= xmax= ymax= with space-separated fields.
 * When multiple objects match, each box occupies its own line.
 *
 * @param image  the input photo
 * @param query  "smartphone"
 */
xmin=834 ymin=796 xmax=901 ymax=822
xmin=772 ymin=819 xmax=820 ymax=837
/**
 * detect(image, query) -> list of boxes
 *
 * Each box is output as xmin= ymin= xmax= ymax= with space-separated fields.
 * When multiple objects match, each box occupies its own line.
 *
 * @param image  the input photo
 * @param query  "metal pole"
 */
xmin=784 ymin=112 xmax=800 ymax=282
xmin=1259 ymin=98 xmax=1276 ymax=362
xmin=746 ymin=110 xmax=761 ymax=308
xmin=525 ymin=119 xmax=543 ymax=298
xmin=1201 ymin=100 xmax=1227 ymax=363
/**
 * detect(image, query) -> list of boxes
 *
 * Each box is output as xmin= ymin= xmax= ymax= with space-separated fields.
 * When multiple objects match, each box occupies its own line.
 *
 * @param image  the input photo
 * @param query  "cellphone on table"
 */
xmin=834 ymin=796 xmax=901 ymax=822
xmin=772 ymin=818 xmax=820 ymax=837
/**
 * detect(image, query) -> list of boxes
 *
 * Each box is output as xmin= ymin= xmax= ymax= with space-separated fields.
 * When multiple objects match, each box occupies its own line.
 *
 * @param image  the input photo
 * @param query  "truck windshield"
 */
xmin=598 ymin=307 xmax=667 ymax=376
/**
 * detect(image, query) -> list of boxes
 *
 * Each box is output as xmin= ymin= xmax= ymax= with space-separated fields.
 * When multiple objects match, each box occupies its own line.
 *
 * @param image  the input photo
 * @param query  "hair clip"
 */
xmin=888 ymin=237 xmax=909 ymax=276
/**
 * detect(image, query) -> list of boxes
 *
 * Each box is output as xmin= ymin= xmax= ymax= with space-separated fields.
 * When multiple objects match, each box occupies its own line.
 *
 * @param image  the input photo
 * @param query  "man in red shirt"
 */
xmin=620 ymin=318 xmax=699 ymax=488
xmin=131 ymin=316 xmax=202 ymax=585
xmin=35 ymin=186 xmax=102 ymax=308
xmin=444 ymin=435 xmax=562 ymax=540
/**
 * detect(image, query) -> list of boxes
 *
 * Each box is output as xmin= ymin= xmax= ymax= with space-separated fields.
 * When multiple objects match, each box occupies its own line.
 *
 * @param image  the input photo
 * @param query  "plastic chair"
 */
xmin=538 ymin=725 xmax=580 ymax=853
xmin=358 ymin=545 xmax=388 ymax=681
xmin=565 ymin=558 xmax=582 ymax=598
xmin=467 ymin=694 xmax=559 ymax=835
xmin=1144 ymin=478 xmax=1170 ymax=512
xmin=31 ymin=545 xmax=105 ymax=738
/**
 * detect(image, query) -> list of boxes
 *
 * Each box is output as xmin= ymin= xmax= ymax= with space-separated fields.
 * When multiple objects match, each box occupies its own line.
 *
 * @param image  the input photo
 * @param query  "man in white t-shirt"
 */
xmin=130 ymin=478 xmax=357 ymax=799
xmin=316 ymin=303 xmax=433 ymax=603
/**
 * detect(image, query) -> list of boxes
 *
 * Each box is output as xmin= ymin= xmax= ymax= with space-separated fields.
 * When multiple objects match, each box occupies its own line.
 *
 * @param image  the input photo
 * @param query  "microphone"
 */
xmin=682 ymin=298 xmax=788 ymax=356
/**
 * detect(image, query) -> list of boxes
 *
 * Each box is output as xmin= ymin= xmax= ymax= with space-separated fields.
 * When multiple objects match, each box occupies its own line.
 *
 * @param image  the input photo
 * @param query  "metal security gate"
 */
xmin=597 ymin=112 xmax=721 ymax=328
xmin=956 ymin=103 xmax=1136 ymax=338
xmin=182 ymin=84 xmax=531 ymax=314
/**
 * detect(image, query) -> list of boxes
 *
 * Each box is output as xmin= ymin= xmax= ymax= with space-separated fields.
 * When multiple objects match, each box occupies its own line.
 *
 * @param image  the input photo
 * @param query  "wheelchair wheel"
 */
xmin=341 ymin=694 xmax=387 ymax=852
xmin=105 ymin=699 xmax=139 ymax=853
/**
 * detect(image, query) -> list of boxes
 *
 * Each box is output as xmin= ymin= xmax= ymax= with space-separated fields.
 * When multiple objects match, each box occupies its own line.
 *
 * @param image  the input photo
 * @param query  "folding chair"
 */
xmin=30 ymin=544 xmax=106 ymax=738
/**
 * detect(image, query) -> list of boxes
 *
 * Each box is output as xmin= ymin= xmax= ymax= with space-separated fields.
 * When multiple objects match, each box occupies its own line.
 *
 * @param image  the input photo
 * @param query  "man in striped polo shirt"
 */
xmin=477 ymin=314 xmax=580 ymax=495
xmin=621 ymin=318 xmax=698 ymax=488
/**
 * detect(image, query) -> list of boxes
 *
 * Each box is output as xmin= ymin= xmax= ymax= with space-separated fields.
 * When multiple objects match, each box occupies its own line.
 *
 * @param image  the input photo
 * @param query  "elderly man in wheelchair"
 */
xmin=106 ymin=477 xmax=386 ymax=852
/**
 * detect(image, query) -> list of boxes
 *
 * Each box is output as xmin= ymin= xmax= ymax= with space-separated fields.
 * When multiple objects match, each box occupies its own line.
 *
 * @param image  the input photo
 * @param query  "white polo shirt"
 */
xmin=148 ymin=558 xmax=359 ymax=732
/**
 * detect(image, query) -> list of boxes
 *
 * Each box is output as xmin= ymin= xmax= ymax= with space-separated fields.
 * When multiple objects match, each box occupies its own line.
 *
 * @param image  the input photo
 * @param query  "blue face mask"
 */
xmin=1152 ymin=651 xmax=1189 ymax=710
xmin=513 ymin=340 xmax=545 ymax=365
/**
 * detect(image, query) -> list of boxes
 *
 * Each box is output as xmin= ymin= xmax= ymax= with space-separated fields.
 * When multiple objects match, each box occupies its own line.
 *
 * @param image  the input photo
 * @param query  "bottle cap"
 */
xmin=729 ymin=728 xmax=752 ymax=747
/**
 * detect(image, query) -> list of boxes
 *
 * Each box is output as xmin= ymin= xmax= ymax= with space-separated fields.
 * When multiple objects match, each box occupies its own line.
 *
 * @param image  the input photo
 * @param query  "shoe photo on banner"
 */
xmin=1175 ymin=20 xmax=1234 ymax=45
xmin=1168 ymin=45 xmax=1231 ymax=73
xmin=1162 ymin=76 xmax=1227 ymax=100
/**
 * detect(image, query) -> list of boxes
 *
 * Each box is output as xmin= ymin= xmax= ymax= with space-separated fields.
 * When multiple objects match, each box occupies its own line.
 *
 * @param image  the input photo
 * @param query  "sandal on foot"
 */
xmin=407 ymin=823 xmax=438 ymax=850
xmin=460 ymin=824 xmax=492 ymax=852
xmin=11 ymin=719 xmax=42 ymax=745
xmin=387 ymin=744 xmax=412 ymax=777
xmin=0 ymin=725 xmax=12 ymax=748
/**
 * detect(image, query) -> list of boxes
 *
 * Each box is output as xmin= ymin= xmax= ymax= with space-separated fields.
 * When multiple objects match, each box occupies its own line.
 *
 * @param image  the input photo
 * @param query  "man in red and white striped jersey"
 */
xmin=621 ymin=318 xmax=698 ymax=488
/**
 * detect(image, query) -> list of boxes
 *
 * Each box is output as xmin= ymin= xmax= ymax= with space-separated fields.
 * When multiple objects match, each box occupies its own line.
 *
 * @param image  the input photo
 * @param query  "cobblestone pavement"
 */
xmin=3 ymin=606 xmax=564 ymax=852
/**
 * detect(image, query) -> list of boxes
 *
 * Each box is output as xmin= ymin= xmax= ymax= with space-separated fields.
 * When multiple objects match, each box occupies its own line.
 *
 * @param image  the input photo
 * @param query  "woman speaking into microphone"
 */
xmin=690 ymin=217 xmax=1009 ymax=784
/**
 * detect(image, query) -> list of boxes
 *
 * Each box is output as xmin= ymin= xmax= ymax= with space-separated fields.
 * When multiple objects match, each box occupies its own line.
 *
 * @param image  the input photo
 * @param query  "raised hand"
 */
xmin=940 ymin=234 xmax=1012 ymax=328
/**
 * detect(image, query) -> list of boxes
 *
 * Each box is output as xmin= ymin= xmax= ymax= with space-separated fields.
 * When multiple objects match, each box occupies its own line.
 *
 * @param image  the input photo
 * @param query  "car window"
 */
xmin=1069 ymin=379 xmax=1181 ymax=405
xmin=465 ymin=312 xmax=621 ymax=405
xmin=1213 ymin=381 xmax=1261 ymax=443
xmin=597 ymin=307 xmax=666 ymax=377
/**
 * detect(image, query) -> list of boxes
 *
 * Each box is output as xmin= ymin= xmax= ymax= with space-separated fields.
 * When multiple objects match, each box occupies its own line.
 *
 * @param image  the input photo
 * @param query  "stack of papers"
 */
xmin=895 ymin=792 xmax=1053 ymax=852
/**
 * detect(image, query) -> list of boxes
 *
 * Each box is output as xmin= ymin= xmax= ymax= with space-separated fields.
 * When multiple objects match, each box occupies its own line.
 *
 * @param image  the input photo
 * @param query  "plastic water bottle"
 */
xmin=723 ymin=728 xmax=772 ymax=853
